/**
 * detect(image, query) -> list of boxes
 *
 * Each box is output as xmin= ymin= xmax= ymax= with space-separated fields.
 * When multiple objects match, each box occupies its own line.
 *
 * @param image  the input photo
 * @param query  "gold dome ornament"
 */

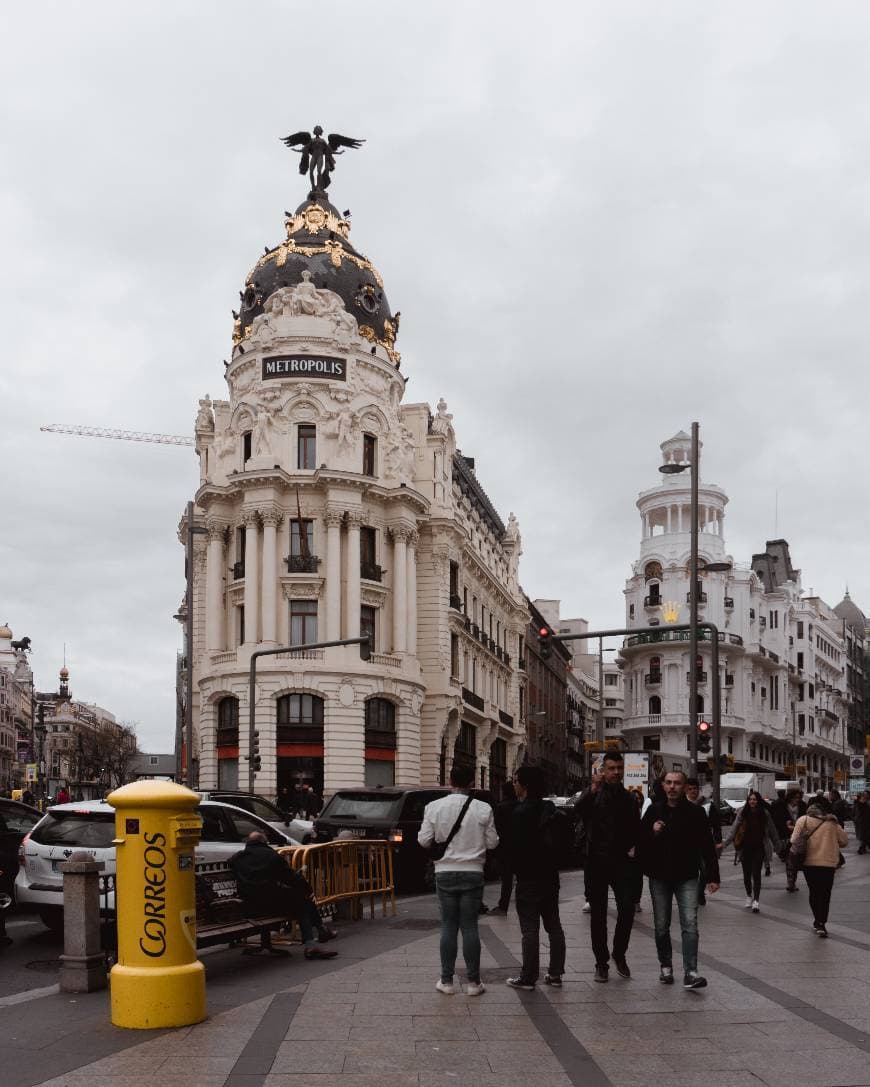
xmin=0 ymin=623 xmax=12 ymax=639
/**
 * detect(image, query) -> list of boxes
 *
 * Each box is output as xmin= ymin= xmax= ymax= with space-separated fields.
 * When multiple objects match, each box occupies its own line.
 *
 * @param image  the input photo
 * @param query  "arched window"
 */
xmin=276 ymin=694 xmax=324 ymax=743
xmin=364 ymin=698 xmax=396 ymax=749
xmin=216 ymin=696 xmax=239 ymax=745
xmin=648 ymin=695 xmax=661 ymax=716
xmin=644 ymin=561 xmax=663 ymax=582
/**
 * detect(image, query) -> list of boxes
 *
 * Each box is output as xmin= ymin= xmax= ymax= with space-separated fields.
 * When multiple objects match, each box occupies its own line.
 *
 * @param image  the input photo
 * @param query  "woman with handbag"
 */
xmin=721 ymin=791 xmax=781 ymax=912
xmin=790 ymin=803 xmax=848 ymax=937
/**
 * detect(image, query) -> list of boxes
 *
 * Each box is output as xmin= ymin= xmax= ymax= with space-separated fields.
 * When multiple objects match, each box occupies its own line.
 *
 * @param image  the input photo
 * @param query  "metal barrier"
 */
xmin=278 ymin=840 xmax=396 ymax=919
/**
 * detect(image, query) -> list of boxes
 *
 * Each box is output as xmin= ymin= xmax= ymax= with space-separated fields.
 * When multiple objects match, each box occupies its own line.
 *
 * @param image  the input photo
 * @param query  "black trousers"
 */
xmin=585 ymin=856 xmax=635 ymax=966
xmin=515 ymin=875 xmax=566 ymax=983
xmin=803 ymin=866 xmax=836 ymax=926
xmin=741 ymin=849 xmax=764 ymax=900
xmin=497 ymin=863 xmax=514 ymax=910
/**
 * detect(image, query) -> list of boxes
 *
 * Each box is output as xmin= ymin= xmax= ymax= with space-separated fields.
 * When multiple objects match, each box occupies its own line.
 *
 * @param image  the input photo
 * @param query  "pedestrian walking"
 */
xmin=854 ymin=791 xmax=870 ymax=854
xmin=418 ymin=762 xmax=498 ymax=996
xmin=829 ymin=790 xmax=849 ymax=828
xmin=501 ymin=766 xmax=567 ymax=990
xmin=721 ymin=791 xmax=781 ymax=912
xmin=685 ymin=778 xmax=721 ymax=905
xmin=488 ymin=783 xmax=517 ymax=916
xmin=574 ymin=749 xmax=639 ymax=982
xmin=790 ymin=803 xmax=848 ymax=937
xmin=55 ymin=785 xmax=70 ymax=805
xmin=639 ymin=769 xmax=720 ymax=989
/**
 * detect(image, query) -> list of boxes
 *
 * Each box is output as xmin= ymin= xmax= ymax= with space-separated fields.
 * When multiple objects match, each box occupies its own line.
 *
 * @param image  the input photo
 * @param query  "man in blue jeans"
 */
xmin=418 ymin=763 xmax=499 ymax=996
xmin=639 ymin=770 xmax=720 ymax=989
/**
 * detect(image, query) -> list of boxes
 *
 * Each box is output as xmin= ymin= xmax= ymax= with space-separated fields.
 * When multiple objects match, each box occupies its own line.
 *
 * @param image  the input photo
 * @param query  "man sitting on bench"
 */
xmin=230 ymin=832 xmax=338 ymax=959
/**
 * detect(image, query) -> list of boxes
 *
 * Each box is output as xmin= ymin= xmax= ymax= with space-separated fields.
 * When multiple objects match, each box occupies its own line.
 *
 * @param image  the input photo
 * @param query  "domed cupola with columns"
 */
xmin=179 ymin=138 xmax=529 ymax=800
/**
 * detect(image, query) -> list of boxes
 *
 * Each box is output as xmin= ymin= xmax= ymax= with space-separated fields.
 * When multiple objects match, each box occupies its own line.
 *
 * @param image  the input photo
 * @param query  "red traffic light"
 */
xmin=539 ymin=627 xmax=550 ymax=638
xmin=697 ymin=720 xmax=711 ymax=732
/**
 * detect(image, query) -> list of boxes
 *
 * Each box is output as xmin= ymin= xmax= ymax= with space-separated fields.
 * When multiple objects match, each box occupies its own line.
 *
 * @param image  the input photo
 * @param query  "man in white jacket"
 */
xmin=418 ymin=763 xmax=499 ymax=996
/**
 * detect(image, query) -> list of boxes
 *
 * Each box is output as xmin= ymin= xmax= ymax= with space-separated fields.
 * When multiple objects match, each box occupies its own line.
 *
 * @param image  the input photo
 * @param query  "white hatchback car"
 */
xmin=16 ymin=798 xmax=301 ymax=931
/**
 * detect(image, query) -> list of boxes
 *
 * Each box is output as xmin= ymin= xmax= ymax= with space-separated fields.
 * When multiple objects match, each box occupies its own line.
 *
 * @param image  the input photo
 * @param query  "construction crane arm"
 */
xmin=41 ymin=424 xmax=194 ymax=447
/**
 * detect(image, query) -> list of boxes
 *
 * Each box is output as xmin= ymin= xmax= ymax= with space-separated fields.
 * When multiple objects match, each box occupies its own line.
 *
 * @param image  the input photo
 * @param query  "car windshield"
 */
xmin=231 ymin=796 xmax=284 ymax=822
xmin=31 ymin=811 xmax=116 ymax=849
xmin=322 ymin=793 xmax=402 ymax=820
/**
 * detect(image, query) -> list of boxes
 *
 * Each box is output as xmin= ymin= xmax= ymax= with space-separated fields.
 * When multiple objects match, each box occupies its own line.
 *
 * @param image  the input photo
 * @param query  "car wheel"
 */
xmin=38 ymin=907 xmax=64 ymax=934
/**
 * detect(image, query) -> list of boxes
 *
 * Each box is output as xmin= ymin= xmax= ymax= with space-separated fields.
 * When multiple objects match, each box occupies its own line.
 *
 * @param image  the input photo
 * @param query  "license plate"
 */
xmin=338 ymin=828 xmax=367 ymax=839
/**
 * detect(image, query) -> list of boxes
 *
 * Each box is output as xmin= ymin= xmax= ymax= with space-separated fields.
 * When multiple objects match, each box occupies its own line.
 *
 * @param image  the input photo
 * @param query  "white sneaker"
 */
xmin=744 ymin=896 xmax=753 ymax=908
xmin=465 ymin=981 xmax=486 ymax=997
xmin=582 ymin=902 xmax=592 ymax=913
xmin=751 ymin=900 xmax=760 ymax=913
xmin=435 ymin=980 xmax=455 ymax=995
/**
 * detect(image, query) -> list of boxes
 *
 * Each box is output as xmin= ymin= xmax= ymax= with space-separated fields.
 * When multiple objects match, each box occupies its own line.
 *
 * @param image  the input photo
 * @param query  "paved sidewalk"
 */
xmin=5 ymin=844 xmax=870 ymax=1087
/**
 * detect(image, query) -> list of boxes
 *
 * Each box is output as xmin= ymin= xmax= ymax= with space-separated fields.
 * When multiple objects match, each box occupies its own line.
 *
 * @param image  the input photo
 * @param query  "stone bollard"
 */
xmin=59 ymin=851 xmax=107 ymax=993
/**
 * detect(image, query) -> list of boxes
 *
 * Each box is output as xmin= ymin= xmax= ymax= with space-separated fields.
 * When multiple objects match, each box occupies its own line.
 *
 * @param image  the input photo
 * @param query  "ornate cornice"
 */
xmin=260 ymin=507 xmax=284 ymax=527
xmin=361 ymin=586 xmax=386 ymax=607
xmin=389 ymin=522 xmax=416 ymax=544
xmin=345 ymin=509 xmax=366 ymax=528
xmin=325 ymin=506 xmax=346 ymax=527
xmin=280 ymin=577 xmax=324 ymax=600
xmin=206 ymin=519 xmax=229 ymax=543
xmin=241 ymin=509 xmax=260 ymax=528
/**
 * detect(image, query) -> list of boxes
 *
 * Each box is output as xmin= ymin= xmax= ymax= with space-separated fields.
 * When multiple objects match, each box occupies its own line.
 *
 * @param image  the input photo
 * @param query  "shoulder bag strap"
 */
xmin=441 ymin=794 xmax=474 ymax=849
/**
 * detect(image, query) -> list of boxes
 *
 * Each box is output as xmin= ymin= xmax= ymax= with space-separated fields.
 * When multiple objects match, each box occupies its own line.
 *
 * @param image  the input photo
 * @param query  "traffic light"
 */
xmin=697 ymin=720 xmax=712 ymax=754
xmin=538 ymin=626 xmax=552 ymax=660
xmin=251 ymin=730 xmax=261 ymax=773
xmin=360 ymin=634 xmax=371 ymax=662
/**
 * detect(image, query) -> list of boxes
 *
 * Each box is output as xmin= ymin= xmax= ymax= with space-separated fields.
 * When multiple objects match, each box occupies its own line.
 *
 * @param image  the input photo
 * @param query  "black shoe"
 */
xmin=488 ymin=906 xmax=508 ymax=916
xmin=659 ymin=966 xmax=674 ymax=985
xmin=786 ymin=884 xmax=798 ymax=893
xmin=816 ymin=925 xmax=828 ymax=938
xmin=683 ymin=972 xmax=707 ymax=989
xmin=594 ymin=963 xmax=609 ymax=983
xmin=764 ymin=866 xmax=771 ymax=876
xmin=478 ymin=903 xmax=489 ymax=915
xmin=544 ymin=974 xmax=562 ymax=987
xmin=614 ymin=956 xmax=631 ymax=979
xmin=505 ymin=976 xmax=535 ymax=990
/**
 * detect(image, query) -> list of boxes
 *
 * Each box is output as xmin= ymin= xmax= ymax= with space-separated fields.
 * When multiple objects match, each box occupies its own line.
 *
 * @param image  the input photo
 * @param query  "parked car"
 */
xmin=198 ymin=791 xmax=314 ymax=843
xmin=314 ymin=787 xmax=452 ymax=890
xmin=16 ymin=798 xmax=302 ymax=931
xmin=0 ymin=798 xmax=42 ymax=905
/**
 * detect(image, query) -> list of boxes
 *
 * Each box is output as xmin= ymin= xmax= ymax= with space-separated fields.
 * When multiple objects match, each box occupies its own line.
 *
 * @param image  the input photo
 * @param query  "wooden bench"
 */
xmin=195 ymin=862 xmax=295 ymax=955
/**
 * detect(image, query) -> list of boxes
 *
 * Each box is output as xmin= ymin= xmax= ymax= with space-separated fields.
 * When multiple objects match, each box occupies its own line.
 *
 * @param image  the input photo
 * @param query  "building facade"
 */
xmin=182 ymin=174 xmax=528 ymax=799
xmin=833 ymin=592 xmax=867 ymax=759
xmin=522 ymin=599 xmax=571 ymax=794
xmin=0 ymin=624 xmax=33 ymax=792
xmin=620 ymin=432 xmax=852 ymax=793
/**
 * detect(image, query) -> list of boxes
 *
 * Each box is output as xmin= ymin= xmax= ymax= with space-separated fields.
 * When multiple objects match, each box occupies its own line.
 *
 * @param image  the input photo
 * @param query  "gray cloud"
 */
xmin=2 ymin=1 xmax=868 ymax=750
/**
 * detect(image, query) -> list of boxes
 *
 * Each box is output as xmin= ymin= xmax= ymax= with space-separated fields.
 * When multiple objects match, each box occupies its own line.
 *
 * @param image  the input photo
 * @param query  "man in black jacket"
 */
xmin=575 ymin=749 xmax=639 ymax=982
xmin=229 ymin=832 xmax=337 ymax=959
xmin=489 ymin=784 xmax=518 ymax=915
xmin=639 ymin=770 xmax=719 ymax=989
xmin=501 ymin=766 xmax=566 ymax=990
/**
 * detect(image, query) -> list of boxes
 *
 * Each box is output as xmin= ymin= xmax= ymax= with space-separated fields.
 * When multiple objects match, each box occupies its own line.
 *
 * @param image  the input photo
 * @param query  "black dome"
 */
xmin=235 ymin=193 xmax=399 ymax=362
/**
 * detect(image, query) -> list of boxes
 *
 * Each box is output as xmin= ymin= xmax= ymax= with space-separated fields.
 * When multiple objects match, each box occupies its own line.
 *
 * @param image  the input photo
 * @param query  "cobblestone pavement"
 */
xmin=4 ymin=838 xmax=870 ymax=1087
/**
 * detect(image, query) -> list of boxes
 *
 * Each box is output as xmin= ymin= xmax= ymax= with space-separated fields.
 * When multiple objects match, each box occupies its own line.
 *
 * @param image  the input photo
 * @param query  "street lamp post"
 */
xmin=34 ymin=702 xmax=46 ymax=808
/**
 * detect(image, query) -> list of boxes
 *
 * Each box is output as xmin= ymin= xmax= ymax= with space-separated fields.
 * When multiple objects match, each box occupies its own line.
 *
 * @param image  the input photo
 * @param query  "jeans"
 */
xmin=515 ymin=876 xmax=566 ymax=983
xmin=741 ymin=849 xmax=763 ymax=900
xmin=585 ymin=855 xmax=636 ymax=966
xmin=435 ymin=870 xmax=484 ymax=983
xmin=803 ymin=866 xmax=836 ymax=926
xmin=649 ymin=877 xmax=699 ymax=974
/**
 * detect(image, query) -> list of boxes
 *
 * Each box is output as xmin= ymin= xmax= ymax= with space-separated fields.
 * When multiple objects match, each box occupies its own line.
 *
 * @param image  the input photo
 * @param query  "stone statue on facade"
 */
xmin=195 ymin=395 xmax=214 ymax=432
xmin=280 ymin=127 xmax=364 ymax=192
xmin=431 ymin=397 xmax=453 ymax=436
xmin=252 ymin=408 xmax=279 ymax=459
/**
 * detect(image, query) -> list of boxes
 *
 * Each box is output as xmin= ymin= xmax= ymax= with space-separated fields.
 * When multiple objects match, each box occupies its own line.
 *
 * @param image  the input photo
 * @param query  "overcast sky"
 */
xmin=2 ymin=2 xmax=868 ymax=752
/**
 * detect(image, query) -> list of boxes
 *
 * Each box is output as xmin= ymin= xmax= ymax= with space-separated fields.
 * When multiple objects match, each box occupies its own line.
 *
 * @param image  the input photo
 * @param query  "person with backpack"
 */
xmin=790 ymin=802 xmax=848 ymax=937
xmin=502 ymin=765 xmax=567 ymax=990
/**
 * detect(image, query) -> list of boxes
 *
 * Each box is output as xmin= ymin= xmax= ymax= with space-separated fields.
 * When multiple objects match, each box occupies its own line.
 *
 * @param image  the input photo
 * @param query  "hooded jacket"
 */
xmin=639 ymin=797 xmax=720 ymax=884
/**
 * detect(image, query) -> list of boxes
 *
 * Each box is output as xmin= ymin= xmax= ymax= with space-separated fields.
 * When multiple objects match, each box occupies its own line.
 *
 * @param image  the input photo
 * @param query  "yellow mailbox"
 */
xmin=107 ymin=780 xmax=205 ymax=1029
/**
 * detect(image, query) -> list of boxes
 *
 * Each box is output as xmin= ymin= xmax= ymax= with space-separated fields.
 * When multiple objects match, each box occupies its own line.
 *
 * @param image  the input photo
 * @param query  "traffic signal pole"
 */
xmin=247 ymin=636 xmax=371 ymax=793
xmin=544 ymin=621 xmax=722 ymax=806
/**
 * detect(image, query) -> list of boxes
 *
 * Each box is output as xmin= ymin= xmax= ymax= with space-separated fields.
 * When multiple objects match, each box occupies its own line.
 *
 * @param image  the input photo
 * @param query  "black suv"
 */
xmin=314 ymin=787 xmax=451 ymax=890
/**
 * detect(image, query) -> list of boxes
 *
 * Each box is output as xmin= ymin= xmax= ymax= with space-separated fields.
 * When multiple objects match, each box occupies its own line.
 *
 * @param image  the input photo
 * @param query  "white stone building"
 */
xmin=620 ymin=432 xmax=850 ymax=791
xmin=181 ymin=183 xmax=528 ymax=798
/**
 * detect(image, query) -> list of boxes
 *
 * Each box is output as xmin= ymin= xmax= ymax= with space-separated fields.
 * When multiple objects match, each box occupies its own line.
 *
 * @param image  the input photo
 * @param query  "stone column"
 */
xmin=260 ymin=509 xmax=282 ymax=644
xmin=205 ymin=520 xmax=226 ymax=652
xmin=59 ymin=852 xmax=107 ymax=992
xmin=325 ymin=507 xmax=344 ymax=641
xmin=242 ymin=510 xmax=260 ymax=645
xmin=345 ymin=510 xmax=362 ymax=640
xmin=391 ymin=526 xmax=409 ymax=654
xmin=406 ymin=530 xmax=418 ymax=657
xmin=666 ymin=506 xmax=672 ymax=534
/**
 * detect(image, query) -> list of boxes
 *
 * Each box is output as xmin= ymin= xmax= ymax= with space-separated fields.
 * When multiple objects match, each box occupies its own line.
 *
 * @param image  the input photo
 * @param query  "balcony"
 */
xmin=216 ymin=728 xmax=239 ymax=747
xmin=644 ymin=595 xmax=662 ymax=608
xmin=724 ymin=597 xmax=734 ymax=610
xmin=360 ymin=561 xmax=383 ymax=582
xmin=644 ymin=673 xmax=662 ymax=686
xmin=725 ymin=674 xmax=735 ymax=687
xmin=496 ymin=646 xmax=504 ymax=662
xmin=449 ymin=593 xmax=462 ymax=611
xmin=365 ymin=728 xmax=397 ymax=750
xmin=686 ymin=592 xmax=708 ymax=604
xmin=759 ymin=617 xmax=767 ymax=629
xmin=624 ymin=629 xmax=743 ymax=648
xmin=463 ymin=615 xmax=471 ymax=631
xmin=686 ymin=671 xmax=708 ymax=684
xmin=504 ymin=652 xmax=511 ymax=668
xmin=472 ymin=623 xmax=480 ymax=638
xmin=462 ymin=687 xmax=485 ymax=712
xmin=232 ymin=560 xmax=245 ymax=580
xmin=518 ymin=656 xmax=526 ymax=671
xmin=499 ymin=709 xmax=514 ymax=727
xmin=285 ymin=554 xmax=321 ymax=574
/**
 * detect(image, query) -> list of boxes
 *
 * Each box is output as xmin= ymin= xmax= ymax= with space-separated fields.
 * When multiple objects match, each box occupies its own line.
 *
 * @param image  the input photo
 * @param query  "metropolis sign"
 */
xmin=262 ymin=354 xmax=346 ymax=381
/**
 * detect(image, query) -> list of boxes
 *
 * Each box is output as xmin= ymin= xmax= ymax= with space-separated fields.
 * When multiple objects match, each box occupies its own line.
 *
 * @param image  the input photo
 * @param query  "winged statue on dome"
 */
xmin=280 ymin=126 xmax=364 ymax=192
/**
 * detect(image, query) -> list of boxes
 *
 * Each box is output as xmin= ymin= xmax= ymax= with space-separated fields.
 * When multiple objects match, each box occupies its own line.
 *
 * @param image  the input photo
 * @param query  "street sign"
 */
xmin=849 ymin=777 xmax=866 ymax=794
xmin=849 ymin=755 xmax=865 ymax=775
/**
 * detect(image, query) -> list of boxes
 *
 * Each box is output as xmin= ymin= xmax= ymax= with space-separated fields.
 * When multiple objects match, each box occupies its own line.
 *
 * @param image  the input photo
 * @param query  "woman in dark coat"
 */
xmin=721 ymin=791 xmax=781 ymax=913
